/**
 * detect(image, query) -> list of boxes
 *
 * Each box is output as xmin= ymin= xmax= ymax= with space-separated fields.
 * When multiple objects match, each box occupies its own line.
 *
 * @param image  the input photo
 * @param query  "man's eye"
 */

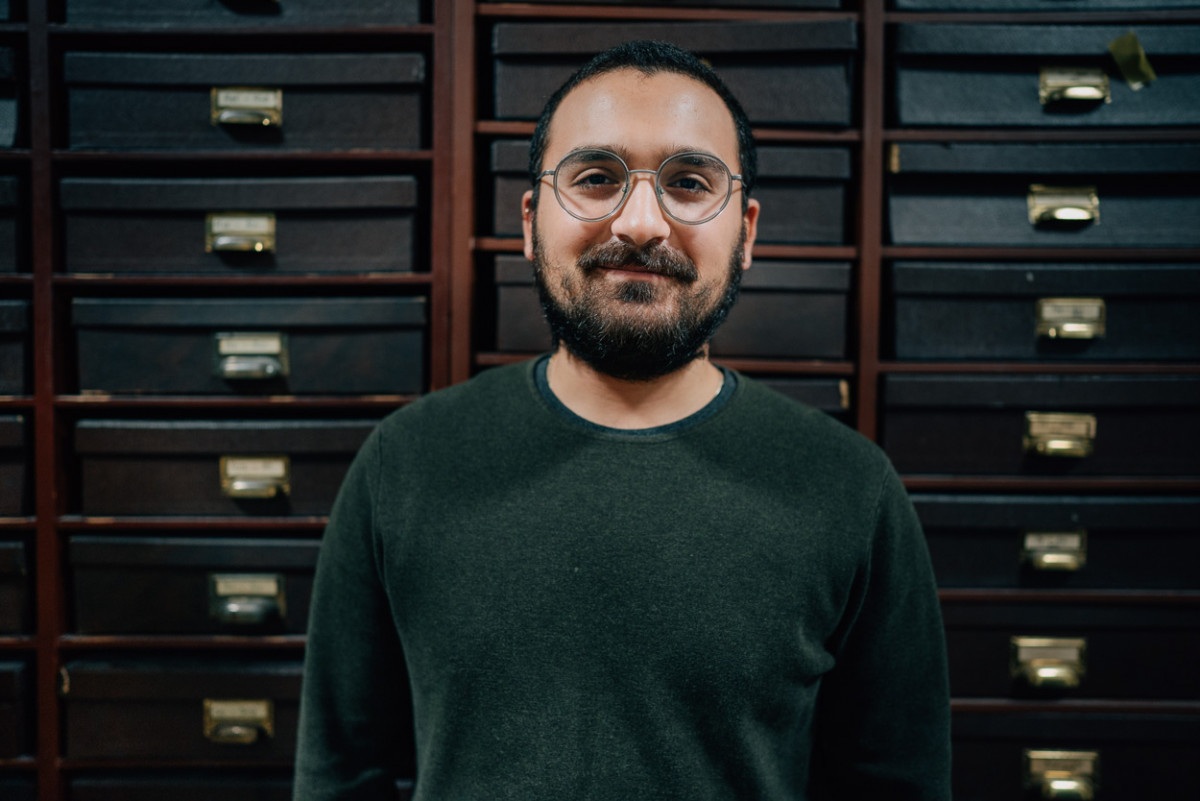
xmin=667 ymin=175 xmax=711 ymax=194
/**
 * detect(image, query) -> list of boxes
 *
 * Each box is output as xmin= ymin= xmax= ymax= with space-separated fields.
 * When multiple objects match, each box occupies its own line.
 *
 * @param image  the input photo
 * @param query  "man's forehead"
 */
xmin=544 ymin=69 xmax=739 ymax=163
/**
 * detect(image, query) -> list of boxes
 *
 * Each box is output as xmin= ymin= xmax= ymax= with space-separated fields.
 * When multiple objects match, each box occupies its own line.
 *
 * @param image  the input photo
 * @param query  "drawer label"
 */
xmin=217 ymin=332 xmax=284 ymax=357
xmin=220 ymin=456 xmax=292 ymax=499
xmin=212 ymin=573 xmax=282 ymax=599
xmin=223 ymin=457 xmax=288 ymax=479
xmin=203 ymin=698 xmax=275 ymax=744
xmin=1036 ymin=297 xmax=1106 ymax=340
xmin=206 ymin=213 xmax=276 ymax=253
xmin=211 ymin=87 xmax=283 ymax=127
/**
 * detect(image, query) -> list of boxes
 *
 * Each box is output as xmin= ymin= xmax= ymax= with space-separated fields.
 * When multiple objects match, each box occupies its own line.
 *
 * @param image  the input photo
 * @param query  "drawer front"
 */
xmin=894 ymin=24 xmax=1200 ymax=127
xmin=61 ymin=659 xmax=303 ymax=762
xmin=69 ymin=536 xmax=319 ymax=635
xmin=0 ymin=175 xmax=18 ymax=272
xmin=916 ymin=494 xmax=1200 ymax=591
xmin=74 ymin=418 xmax=376 ymax=517
xmin=891 ymin=263 xmax=1200 ymax=361
xmin=69 ymin=775 xmax=415 ymax=801
xmin=491 ymin=21 xmax=855 ymax=125
xmin=62 ymin=176 xmax=418 ymax=276
xmin=73 ymin=297 xmax=426 ymax=396
xmin=66 ymin=0 xmax=420 ymax=26
xmin=0 ymin=659 xmax=30 ymax=758
xmin=943 ymin=602 xmax=1199 ymax=700
xmin=0 ymin=299 xmax=28 ymax=394
xmin=0 ymin=777 xmax=34 ymax=801
xmin=66 ymin=52 xmax=425 ymax=151
xmin=0 ymin=414 xmax=28 ymax=517
xmin=882 ymin=375 xmax=1200 ymax=478
xmin=952 ymin=709 xmax=1199 ymax=801
xmin=0 ymin=538 xmax=30 ymax=633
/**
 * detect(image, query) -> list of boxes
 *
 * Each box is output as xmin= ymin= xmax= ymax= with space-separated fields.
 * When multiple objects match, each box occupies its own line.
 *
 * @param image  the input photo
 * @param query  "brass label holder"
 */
xmin=210 ymin=87 xmax=283 ymax=127
xmin=1025 ymin=749 xmax=1099 ymax=800
xmin=1023 ymin=412 xmax=1097 ymax=459
xmin=1022 ymin=530 xmax=1088 ymax=572
xmin=206 ymin=212 xmax=276 ymax=253
xmin=219 ymin=455 xmax=291 ymax=499
xmin=1027 ymin=185 xmax=1100 ymax=226
xmin=214 ymin=331 xmax=289 ymax=381
xmin=1039 ymin=66 xmax=1111 ymax=105
xmin=1036 ymin=298 xmax=1106 ymax=340
xmin=203 ymin=698 xmax=275 ymax=745
xmin=1011 ymin=636 xmax=1087 ymax=691
xmin=209 ymin=572 xmax=286 ymax=626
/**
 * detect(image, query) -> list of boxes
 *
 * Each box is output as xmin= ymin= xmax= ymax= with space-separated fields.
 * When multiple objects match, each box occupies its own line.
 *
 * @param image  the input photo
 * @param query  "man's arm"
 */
xmin=810 ymin=463 xmax=952 ymax=800
xmin=294 ymin=429 xmax=415 ymax=800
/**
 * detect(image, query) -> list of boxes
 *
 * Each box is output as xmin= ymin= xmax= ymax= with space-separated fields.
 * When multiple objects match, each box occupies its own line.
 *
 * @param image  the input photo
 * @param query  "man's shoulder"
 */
xmin=376 ymin=359 xmax=533 ymax=437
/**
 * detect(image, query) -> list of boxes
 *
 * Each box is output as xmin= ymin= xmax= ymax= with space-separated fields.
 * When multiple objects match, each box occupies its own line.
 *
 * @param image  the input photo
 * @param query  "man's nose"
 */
xmin=609 ymin=171 xmax=671 ymax=246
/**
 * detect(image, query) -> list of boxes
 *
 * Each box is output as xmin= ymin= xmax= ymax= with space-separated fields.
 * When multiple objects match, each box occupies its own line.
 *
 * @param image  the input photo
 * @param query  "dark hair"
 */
xmin=527 ymin=40 xmax=757 ymax=213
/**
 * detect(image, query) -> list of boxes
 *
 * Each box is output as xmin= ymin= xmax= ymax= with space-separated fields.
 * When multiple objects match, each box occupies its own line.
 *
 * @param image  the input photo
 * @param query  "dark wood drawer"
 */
xmin=0 ymin=537 xmax=30 ymax=633
xmin=65 ymin=51 xmax=425 ymax=151
xmin=0 ymin=414 xmax=28 ymax=516
xmin=0 ymin=300 xmax=28 ymax=394
xmin=0 ymin=775 xmax=35 ymax=801
xmin=888 ymin=143 xmax=1200 ymax=247
xmin=68 ymin=535 xmax=320 ymax=635
xmin=65 ymin=0 xmax=419 ymax=26
xmin=894 ymin=24 xmax=1200 ymax=127
xmin=493 ymin=256 xmax=850 ymax=360
xmin=61 ymin=176 xmax=419 ymax=276
xmin=491 ymin=20 xmax=857 ymax=125
xmin=74 ymin=418 xmax=376 ymax=517
xmin=72 ymin=296 xmax=426 ymax=396
xmin=943 ymin=599 xmax=1200 ymax=700
xmin=890 ymin=261 xmax=1200 ymax=362
xmin=60 ymin=658 xmax=302 ymax=762
xmin=881 ymin=374 xmax=1200 ymax=478
xmin=0 ymin=659 xmax=31 ymax=758
xmin=915 ymin=494 xmax=1200 ymax=591
xmin=952 ymin=707 xmax=1200 ymax=801
xmin=68 ymin=773 xmax=415 ymax=800
xmin=0 ymin=176 xmax=18 ymax=272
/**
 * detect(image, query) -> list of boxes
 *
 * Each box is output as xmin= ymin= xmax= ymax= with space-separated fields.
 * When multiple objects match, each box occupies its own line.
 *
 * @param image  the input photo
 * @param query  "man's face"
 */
xmin=522 ymin=69 xmax=759 ymax=381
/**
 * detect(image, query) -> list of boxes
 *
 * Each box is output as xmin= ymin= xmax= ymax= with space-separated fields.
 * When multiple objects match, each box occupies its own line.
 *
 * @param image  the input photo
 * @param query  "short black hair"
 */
xmin=527 ymin=40 xmax=756 ymax=213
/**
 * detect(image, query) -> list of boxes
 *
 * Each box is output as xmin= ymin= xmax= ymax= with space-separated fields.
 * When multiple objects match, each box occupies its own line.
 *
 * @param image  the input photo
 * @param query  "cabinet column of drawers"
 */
xmin=0 ymin=1 xmax=1197 ymax=799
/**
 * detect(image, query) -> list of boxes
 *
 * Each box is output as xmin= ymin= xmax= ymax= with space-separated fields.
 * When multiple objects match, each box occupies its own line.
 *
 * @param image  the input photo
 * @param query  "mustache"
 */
xmin=576 ymin=241 xmax=699 ymax=282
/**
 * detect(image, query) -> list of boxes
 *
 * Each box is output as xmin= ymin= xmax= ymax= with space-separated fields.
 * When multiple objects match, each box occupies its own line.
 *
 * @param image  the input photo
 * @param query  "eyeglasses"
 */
xmin=538 ymin=149 xmax=745 ymax=226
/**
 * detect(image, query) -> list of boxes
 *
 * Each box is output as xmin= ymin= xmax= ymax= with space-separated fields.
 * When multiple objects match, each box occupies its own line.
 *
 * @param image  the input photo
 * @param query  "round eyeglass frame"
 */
xmin=538 ymin=149 xmax=745 ymax=226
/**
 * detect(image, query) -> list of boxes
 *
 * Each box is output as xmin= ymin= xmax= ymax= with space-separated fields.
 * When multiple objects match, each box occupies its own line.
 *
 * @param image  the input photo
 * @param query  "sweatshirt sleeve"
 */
xmin=809 ymin=462 xmax=952 ymax=801
xmin=293 ymin=428 xmax=415 ymax=800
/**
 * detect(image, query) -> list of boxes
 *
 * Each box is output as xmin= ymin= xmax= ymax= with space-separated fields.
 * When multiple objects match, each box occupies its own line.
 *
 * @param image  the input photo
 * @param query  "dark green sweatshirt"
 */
xmin=294 ymin=359 xmax=950 ymax=800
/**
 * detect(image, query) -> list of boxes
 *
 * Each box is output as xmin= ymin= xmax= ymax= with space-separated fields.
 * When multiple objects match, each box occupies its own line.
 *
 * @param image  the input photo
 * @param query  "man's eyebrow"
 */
xmin=567 ymin=144 xmax=720 ymax=164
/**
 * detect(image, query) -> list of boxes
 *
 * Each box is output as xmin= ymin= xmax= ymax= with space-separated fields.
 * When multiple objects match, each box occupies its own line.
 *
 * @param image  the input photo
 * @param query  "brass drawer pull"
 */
xmin=209 ymin=573 xmax=286 ymax=625
xmin=1036 ymin=298 xmax=1106 ymax=340
xmin=1039 ymin=67 xmax=1111 ymax=105
xmin=203 ymin=698 xmax=275 ymax=745
xmin=1028 ymin=185 xmax=1099 ymax=226
xmin=1025 ymin=749 xmax=1098 ymax=800
xmin=210 ymin=87 xmax=283 ymax=127
xmin=219 ymin=455 xmax=291 ymax=499
xmin=1011 ymin=636 xmax=1087 ymax=691
xmin=214 ymin=332 xmax=289 ymax=381
xmin=1024 ymin=412 xmax=1097 ymax=459
xmin=206 ymin=213 xmax=276 ymax=254
xmin=1022 ymin=530 xmax=1087 ymax=572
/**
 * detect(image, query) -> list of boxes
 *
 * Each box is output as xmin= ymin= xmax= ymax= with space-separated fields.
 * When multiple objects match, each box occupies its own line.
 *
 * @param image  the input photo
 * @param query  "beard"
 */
xmin=531 ymin=225 xmax=745 ymax=382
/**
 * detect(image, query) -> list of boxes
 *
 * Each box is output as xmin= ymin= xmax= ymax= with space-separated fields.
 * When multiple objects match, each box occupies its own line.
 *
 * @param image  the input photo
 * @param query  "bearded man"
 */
xmin=294 ymin=40 xmax=951 ymax=801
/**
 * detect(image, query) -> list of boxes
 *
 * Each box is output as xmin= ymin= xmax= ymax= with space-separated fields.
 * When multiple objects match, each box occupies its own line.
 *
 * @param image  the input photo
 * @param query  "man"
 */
xmin=295 ymin=40 xmax=950 ymax=800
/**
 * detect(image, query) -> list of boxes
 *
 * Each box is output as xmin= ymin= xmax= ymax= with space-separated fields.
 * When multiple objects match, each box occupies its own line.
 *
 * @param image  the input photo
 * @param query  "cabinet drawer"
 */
xmin=73 ymin=296 xmax=426 ymax=396
xmin=0 ymin=659 xmax=31 ymax=758
xmin=60 ymin=659 xmax=302 ymax=762
xmin=943 ymin=600 xmax=1200 ymax=700
xmin=0 ymin=176 xmax=18 ymax=272
xmin=881 ymin=374 xmax=1200 ymax=477
xmin=0 ymin=414 xmax=28 ymax=516
xmin=952 ymin=708 xmax=1199 ymax=801
xmin=65 ymin=0 xmax=419 ymax=26
xmin=0 ymin=538 xmax=30 ymax=633
xmin=894 ymin=24 xmax=1200 ymax=127
xmin=0 ymin=300 xmax=28 ymax=394
xmin=61 ymin=176 xmax=418 ymax=276
xmin=69 ymin=536 xmax=320 ymax=635
xmin=66 ymin=51 xmax=425 ymax=151
xmin=888 ymin=143 xmax=1200 ymax=247
xmin=74 ymin=418 xmax=376 ymax=516
xmin=0 ymin=47 xmax=15 ymax=148
xmin=493 ymin=256 xmax=851 ymax=360
xmin=915 ymin=494 xmax=1200 ymax=591
xmin=891 ymin=261 xmax=1200 ymax=361
xmin=491 ymin=20 xmax=857 ymax=125
xmin=492 ymin=140 xmax=853 ymax=244
xmin=0 ymin=776 xmax=34 ymax=801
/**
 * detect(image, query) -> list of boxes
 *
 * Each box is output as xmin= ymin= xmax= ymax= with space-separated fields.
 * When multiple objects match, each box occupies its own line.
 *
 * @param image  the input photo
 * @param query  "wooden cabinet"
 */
xmin=1 ymin=1 xmax=1196 ymax=798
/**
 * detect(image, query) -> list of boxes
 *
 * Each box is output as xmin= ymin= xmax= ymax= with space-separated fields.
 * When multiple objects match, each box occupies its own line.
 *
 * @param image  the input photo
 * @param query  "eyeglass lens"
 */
xmin=553 ymin=150 xmax=732 ymax=223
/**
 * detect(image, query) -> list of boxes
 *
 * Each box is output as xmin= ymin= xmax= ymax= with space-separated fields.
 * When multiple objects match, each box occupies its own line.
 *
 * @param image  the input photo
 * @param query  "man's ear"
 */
xmin=522 ymin=190 xmax=536 ymax=261
xmin=741 ymin=197 xmax=760 ymax=271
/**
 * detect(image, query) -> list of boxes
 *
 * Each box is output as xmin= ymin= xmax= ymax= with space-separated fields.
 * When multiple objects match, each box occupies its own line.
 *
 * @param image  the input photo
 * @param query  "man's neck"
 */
xmin=545 ymin=346 xmax=726 ymax=430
